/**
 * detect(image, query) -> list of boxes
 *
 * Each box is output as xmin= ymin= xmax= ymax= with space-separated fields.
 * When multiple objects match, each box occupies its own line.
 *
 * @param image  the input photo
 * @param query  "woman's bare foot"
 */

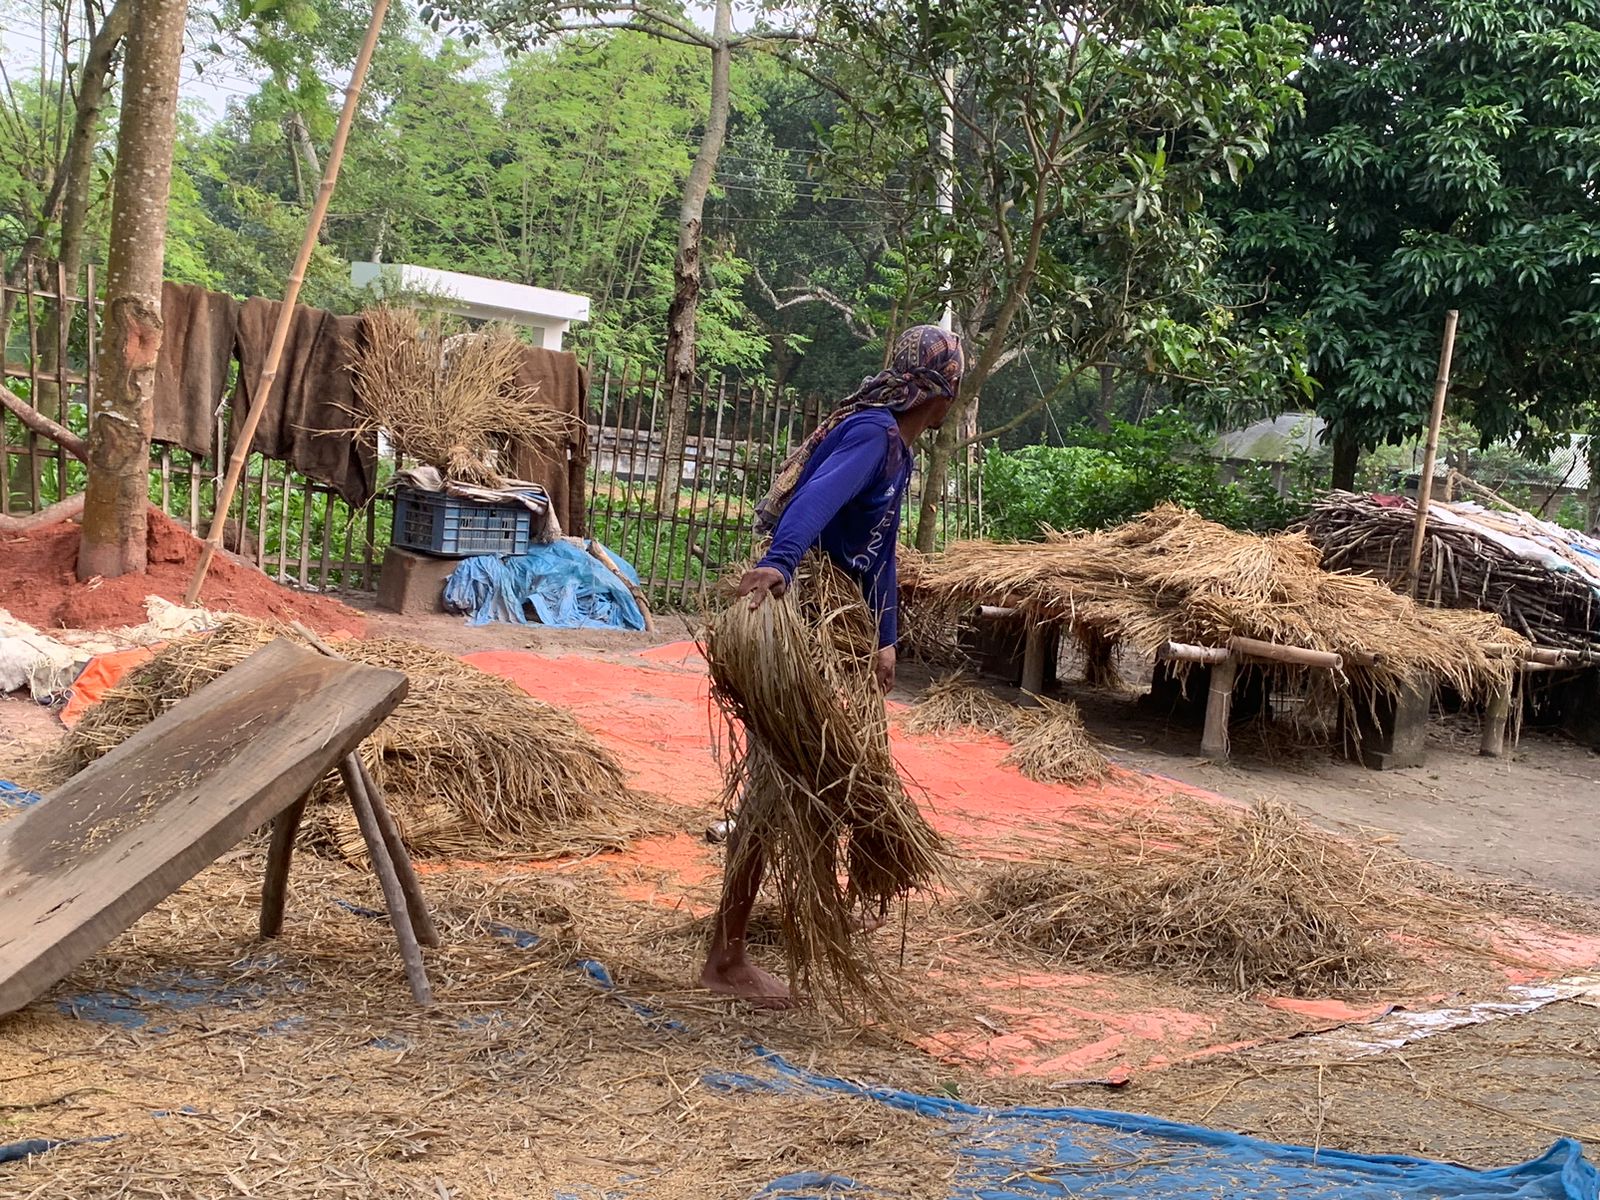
xmin=700 ymin=950 xmax=795 ymax=1009
xmin=851 ymin=908 xmax=888 ymax=934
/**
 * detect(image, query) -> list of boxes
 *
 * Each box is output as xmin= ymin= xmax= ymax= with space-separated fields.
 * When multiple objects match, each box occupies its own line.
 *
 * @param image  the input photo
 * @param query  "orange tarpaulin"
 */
xmin=59 ymin=646 xmax=157 ymax=726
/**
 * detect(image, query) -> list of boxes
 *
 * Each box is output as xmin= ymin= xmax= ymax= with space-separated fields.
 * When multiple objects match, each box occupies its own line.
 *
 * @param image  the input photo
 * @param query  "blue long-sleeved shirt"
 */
xmin=756 ymin=409 xmax=910 ymax=649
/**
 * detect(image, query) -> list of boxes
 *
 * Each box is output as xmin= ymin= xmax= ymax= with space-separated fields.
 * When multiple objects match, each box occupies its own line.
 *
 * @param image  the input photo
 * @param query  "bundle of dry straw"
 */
xmin=349 ymin=308 xmax=576 ymax=485
xmin=914 ymin=505 xmax=1524 ymax=703
xmin=976 ymin=798 xmax=1483 ymax=995
xmin=703 ymin=556 xmax=948 ymax=1012
xmin=905 ymin=677 xmax=1109 ymax=784
xmin=46 ymin=618 xmax=635 ymax=860
xmin=1003 ymin=697 xmax=1110 ymax=784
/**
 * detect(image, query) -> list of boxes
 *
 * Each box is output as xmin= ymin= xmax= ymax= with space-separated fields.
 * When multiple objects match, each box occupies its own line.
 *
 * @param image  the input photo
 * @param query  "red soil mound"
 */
xmin=0 ymin=506 xmax=366 ymax=635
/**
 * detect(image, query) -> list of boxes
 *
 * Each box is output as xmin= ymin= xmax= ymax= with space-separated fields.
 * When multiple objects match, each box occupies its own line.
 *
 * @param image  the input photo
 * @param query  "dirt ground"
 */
xmin=3 ymin=606 xmax=1600 ymax=1195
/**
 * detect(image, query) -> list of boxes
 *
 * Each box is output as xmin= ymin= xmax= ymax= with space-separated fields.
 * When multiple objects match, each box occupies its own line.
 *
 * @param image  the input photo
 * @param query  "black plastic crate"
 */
xmin=391 ymin=485 xmax=534 ymax=557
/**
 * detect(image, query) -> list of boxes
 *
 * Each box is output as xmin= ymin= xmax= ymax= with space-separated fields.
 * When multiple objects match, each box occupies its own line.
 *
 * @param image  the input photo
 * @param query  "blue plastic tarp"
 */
xmin=0 ymin=780 xmax=42 ymax=808
xmin=710 ymin=1050 xmax=1599 ymax=1200
xmin=443 ymin=540 xmax=647 ymax=631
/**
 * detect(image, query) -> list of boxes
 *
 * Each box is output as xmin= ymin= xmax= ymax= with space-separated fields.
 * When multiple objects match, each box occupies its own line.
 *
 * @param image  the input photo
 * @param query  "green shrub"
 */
xmin=982 ymin=413 xmax=1301 ymax=540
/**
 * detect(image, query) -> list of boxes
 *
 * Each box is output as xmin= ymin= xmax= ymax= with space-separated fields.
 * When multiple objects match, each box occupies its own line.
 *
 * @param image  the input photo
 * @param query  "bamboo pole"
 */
xmin=1406 ymin=310 xmax=1460 ymax=597
xmin=1228 ymin=635 xmax=1343 ymax=671
xmin=185 ymin=0 xmax=390 ymax=605
xmin=1200 ymin=655 xmax=1237 ymax=760
xmin=1157 ymin=640 xmax=1231 ymax=665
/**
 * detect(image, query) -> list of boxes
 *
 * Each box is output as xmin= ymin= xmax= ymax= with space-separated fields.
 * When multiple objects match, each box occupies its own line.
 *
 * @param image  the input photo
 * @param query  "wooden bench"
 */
xmin=0 ymin=638 xmax=433 ymax=1018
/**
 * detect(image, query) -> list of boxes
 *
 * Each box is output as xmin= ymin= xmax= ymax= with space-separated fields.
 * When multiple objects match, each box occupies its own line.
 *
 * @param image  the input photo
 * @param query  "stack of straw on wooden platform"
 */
xmin=894 ymin=547 xmax=968 ymax=666
xmin=1305 ymin=490 xmax=1600 ymax=657
xmin=349 ymin=307 xmax=576 ymax=486
xmin=916 ymin=505 xmax=1524 ymax=705
xmin=45 ymin=618 xmax=636 ymax=860
xmin=703 ymin=556 xmax=948 ymax=1013
xmin=976 ymin=798 xmax=1485 ymax=995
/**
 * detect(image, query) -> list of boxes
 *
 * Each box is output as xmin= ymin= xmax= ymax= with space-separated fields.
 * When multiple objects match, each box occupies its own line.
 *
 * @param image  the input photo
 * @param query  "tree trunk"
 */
xmin=36 ymin=0 xmax=130 ymax=400
xmin=654 ymin=0 xmax=731 ymax=517
xmin=289 ymin=111 xmax=327 ymax=236
xmin=77 ymin=0 xmax=186 ymax=580
xmin=1331 ymin=426 xmax=1360 ymax=492
xmin=1095 ymin=361 xmax=1116 ymax=432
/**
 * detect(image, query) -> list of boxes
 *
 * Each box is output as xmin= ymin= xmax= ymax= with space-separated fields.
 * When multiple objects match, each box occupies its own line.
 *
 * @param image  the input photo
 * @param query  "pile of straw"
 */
xmin=915 ymin=505 xmax=1525 ymax=703
xmin=703 ymin=555 xmax=948 ymax=1013
xmin=350 ymin=308 xmax=576 ymax=485
xmin=1003 ymin=697 xmax=1110 ymax=784
xmin=976 ymin=799 xmax=1478 ymax=995
xmin=903 ymin=673 xmax=1020 ymax=737
xmin=45 ymin=618 xmax=635 ymax=860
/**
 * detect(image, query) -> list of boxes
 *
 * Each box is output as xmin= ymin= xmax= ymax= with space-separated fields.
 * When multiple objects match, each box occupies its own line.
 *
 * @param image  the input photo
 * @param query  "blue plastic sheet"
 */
xmin=703 ymin=1049 xmax=1599 ymax=1200
xmin=443 ymin=540 xmax=646 ymax=631
xmin=0 ymin=780 xmax=42 ymax=808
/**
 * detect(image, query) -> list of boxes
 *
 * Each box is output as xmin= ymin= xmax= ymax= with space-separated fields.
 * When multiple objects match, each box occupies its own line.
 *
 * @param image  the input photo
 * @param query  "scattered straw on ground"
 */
xmin=903 ymin=673 xmax=1021 ymax=737
xmin=1002 ymin=697 xmax=1110 ymax=785
xmin=0 ymin=855 xmax=966 ymax=1200
xmin=703 ymin=555 xmax=949 ymax=1015
xmin=974 ymin=798 xmax=1490 ymax=996
xmin=913 ymin=506 xmax=1526 ymax=706
xmin=43 ymin=618 xmax=640 ymax=860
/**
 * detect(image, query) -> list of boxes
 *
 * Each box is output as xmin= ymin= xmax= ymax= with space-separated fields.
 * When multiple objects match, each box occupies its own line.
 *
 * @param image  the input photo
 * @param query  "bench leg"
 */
xmin=356 ymin=760 xmax=439 ymax=947
xmin=259 ymin=795 xmax=309 ymax=939
xmin=339 ymin=756 xmax=433 ymax=1007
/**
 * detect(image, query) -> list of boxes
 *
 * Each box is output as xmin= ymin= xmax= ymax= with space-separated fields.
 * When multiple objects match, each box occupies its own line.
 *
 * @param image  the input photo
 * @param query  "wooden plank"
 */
xmin=0 ymin=639 xmax=408 ymax=1016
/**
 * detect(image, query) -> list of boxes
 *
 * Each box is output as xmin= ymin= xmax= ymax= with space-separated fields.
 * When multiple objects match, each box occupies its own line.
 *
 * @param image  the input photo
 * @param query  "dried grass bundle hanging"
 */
xmin=703 ymin=556 xmax=949 ymax=1014
xmin=349 ymin=308 xmax=576 ymax=485
xmin=903 ymin=673 xmax=1020 ymax=737
xmin=44 ymin=618 xmax=637 ymax=860
xmin=1003 ymin=696 xmax=1110 ymax=784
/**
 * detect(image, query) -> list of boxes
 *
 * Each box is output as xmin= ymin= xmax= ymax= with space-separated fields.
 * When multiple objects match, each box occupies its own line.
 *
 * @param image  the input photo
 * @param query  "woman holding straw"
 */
xmin=701 ymin=324 xmax=964 ymax=1007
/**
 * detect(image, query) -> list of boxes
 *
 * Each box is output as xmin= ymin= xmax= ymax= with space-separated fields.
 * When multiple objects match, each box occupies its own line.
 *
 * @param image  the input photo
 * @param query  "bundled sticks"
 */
xmin=1305 ymin=492 xmax=1600 ymax=657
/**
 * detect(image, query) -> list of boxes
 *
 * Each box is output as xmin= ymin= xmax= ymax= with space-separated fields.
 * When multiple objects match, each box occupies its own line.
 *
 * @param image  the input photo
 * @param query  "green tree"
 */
xmin=1225 ymin=0 xmax=1600 ymax=487
xmin=799 ymin=0 xmax=1310 ymax=549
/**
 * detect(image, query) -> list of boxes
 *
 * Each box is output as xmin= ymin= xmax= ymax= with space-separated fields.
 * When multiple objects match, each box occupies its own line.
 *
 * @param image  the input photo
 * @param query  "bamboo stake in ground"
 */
xmin=185 ymin=0 xmax=390 ymax=606
xmin=1200 ymin=655 xmax=1237 ymax=760
xmin=590 ymin=539 xmax=656 ymax=632
xmin=1407 ymin=309 xmax=1460 ymax=598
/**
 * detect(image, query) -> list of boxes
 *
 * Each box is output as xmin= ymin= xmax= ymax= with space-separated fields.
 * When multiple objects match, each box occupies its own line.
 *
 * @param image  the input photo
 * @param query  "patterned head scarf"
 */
xmin=756 ymin=324 xmax=964 ymax=532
